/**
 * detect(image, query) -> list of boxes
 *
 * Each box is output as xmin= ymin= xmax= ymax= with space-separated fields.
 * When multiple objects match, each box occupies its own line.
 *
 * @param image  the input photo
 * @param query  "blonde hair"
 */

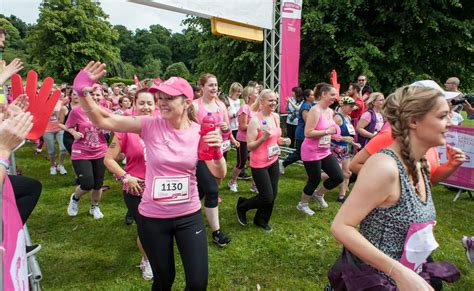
xmin=229 ymin=82 xmax=243 ymax=97
xmin=365 ymin=92 xmax=384 ymax=108
xmin=250 ymin=89 xmax=275 ymax=112
xmin=242 ymin=86 xmax=256 ymax=104
xmin=384 ymin=86 xmax=443 ymax=189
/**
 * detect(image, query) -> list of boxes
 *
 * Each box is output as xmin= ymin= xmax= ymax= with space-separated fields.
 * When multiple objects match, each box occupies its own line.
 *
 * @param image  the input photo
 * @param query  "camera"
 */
xmin=450 ymin=94 xmax=474 ymax=106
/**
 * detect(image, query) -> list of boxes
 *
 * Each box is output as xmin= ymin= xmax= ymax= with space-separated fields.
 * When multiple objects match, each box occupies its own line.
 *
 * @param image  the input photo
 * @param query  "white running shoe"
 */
xmin=250 ymin=184 xmax=259 ymax=193
xmin=89 ymin=205 xmax=104 ymax=219
xmin=279 ymin=160 xmax=285 ymax=175
xmin=228 ymin=180 xmax=238 ymax=192
xmin=296 ymin=202 xmax=315 ymax=216
xmin=67 ymin=193 xmax=79 ymax=216
xmin=312 ymin=194 xmax=329 ymax=208
xmin=57 ymin=164 xmax=68 ymax=175
xmin=50 ymin=166 xmax=57 ymax=176
xmin=140 ymin=258 xmax=153 ymax=280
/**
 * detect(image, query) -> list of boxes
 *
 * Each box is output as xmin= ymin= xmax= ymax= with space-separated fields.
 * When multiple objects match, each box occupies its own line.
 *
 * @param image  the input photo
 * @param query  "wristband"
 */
xmin=0 ymin=159 xmax=10 ymax=170
xmin=117 ymin=173 xmax=129 ymax=183
xmin=73 ymin=70 xmax=96 ymax=97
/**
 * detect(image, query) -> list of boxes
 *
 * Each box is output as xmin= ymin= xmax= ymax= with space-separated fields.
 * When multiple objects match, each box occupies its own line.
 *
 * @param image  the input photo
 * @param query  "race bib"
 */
xmin=152 ymin=176 xmax=190 ymax=204
xmin=221 ymin=139 xmax=231 ymax=153
xmin=267 ymin=144 xmax=280 ymax=159
xmin=319 ymin=135 xmax=331 ymax=148
xmin=400 ymin=221 xmax=439 ymax=273
xmin=346 ymin=123 xmax=356 ymax=135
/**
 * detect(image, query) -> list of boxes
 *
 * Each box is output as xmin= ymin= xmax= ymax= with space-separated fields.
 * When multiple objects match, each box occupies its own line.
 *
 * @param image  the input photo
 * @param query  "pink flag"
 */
xmin=134 ymin=74 xmax=139 ymax=86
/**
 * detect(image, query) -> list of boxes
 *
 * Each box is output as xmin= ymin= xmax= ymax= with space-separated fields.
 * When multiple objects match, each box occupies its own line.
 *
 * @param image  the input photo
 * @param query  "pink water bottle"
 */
xmin=198 ymin=112 xmax=216 ymax=160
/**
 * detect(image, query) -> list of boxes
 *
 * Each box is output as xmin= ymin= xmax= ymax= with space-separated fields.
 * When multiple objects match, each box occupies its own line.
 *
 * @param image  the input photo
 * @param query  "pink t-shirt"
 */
xmin=65 ymin=106 xmax=108 ymax=160
xmin=301 ymin=106 xmax=337 ymax=161
xmin=360 ymin=110 xmax=384 ymax=132
xmin=45 ymin=101 xmax=62 ymax=133
xmin=236 ymin=104 xmax=254 ymax=142
xmin=115 ymin=132 xmax=146 ymax=190
xmin=138 ymin=116 xmax=201 ymax=219
xmin=249 ymin=113 xmax=282 ymax=168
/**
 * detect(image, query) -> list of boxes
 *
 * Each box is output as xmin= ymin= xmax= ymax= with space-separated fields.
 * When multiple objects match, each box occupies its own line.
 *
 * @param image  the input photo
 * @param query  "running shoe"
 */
xmin=57 ymin=164 xmax=68 ymax=175
xmin=228 ymin=180 xmax=238 ymax=192
xmin=50 ymin=166 xmax=57 ymax=176
xmin=89 ymin=205 xmax=104 ymax=219
xmin=312 ymin=194 xmax=329 ymax=208
xmin=279 ymin=160 xmax=285 ymax=175
xmin=236 ymin=197 xmax=247 ymax=226
xmin=212 ymin=230 xmax=231 ymax=247
xmin=297 ymin=202 xmax=315 ymax=216
xmin=140 ymin=258 xmax=153 ymax=280
xmin=237 ymin=173 xmax=251 ymax=180
xmin=26 ymin=244 xmax=42 ymax=257
xmin=250 ymin=184 xmax=259 ymax=193
xmin=67 ymin=193 xmax=79 ymax=216
xmin=337 ymin=196 xmax=346 ymax=203
xmin=462 ymin=236 xmax=474 ymax=264
xmin=254 ymin=222 xmax=273 ymax=233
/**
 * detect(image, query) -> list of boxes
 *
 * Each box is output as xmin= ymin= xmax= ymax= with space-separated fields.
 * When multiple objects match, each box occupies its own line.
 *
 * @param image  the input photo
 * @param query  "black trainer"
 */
xmin=236 ymin=198 xmax=247 ymax=226
xmin=26 ymin=244 xmax=42 ymax=257
xmin=212 ymin=230 xmax=231 ymax=247
xmin=254 ymin=222 xmax=273 ymax=233
xmin=237 ymin=173 xmax=251 ymax=180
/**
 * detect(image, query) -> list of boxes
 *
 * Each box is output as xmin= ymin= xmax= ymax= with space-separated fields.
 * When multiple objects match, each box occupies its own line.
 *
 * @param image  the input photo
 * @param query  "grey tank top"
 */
xmin=359 ymin=149 xmax=436 ymax=260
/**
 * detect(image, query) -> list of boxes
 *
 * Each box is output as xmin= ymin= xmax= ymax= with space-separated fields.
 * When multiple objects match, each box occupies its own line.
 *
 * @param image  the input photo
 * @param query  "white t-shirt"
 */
xmin=228 ymin=97 xmax=241 ymax=131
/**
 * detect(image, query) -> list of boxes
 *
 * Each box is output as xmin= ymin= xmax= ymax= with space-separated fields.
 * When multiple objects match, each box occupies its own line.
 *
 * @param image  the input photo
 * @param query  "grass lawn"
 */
xmin=17 ymin=141 xmax=474 ymax=290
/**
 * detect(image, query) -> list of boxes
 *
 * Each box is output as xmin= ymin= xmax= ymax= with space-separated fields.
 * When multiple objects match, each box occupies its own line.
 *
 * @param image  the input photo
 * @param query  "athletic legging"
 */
xmin=302 ymin=155 xmax=344 ymax=196
xmin=9 ymin=175 xmax=42 ymax=224
xmin=71 ymin=158 xmax=106 ymax=191
xmin=239 ymin=161 xmax=279 ymax=225
xmin=63 ymin=131 xmax=74 ymax=155
xmin=282 ymin=139 xmax=303 ymax=168
xmin=235 ymin=141 xmax=248 ymax=170
xmin=123 ymin=191 xmax=142 ymax=222
xmin=196 ymin=160 xmax=219 ymax=208
xmin=137 ymin=210 xmax=208 ymax=291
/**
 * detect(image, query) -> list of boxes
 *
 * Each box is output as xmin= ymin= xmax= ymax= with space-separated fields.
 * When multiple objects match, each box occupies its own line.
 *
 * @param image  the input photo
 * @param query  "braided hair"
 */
xmin=384 ymin=86 xmax=442 ymax=192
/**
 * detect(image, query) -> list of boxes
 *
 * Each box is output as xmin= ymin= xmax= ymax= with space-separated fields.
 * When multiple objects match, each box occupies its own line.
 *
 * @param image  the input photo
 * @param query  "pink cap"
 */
xmin=149 ymin=77 xmax=194 ymax=100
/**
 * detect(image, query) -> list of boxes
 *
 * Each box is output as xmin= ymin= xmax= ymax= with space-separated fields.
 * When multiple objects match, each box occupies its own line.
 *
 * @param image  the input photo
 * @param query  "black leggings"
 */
xmin=286 ymin=123 xmax=297 ymax=148
xmin=72 ymin=158 xmax=106 ymax=191
xmin=235 ymin=141 xmax=248 ymax=170
xmin=137 ymin=210 xmax=208 ymax=291
xmin=196 ymin=161 xmax=219 ymax=208
xmin=123 ymin=191 xmax=142 ymax=222
xmin=282 ymin=139 xmax=303 ymax=168
xmin=239 ymin=161 xmax=279 ymax=225
xmin=63 ymin=131 xmax=74 ymax=155
xmin=9 ymin=175 xmax=42 ymax=224
xmin=303 ymin=155 xmax=343 ymax=196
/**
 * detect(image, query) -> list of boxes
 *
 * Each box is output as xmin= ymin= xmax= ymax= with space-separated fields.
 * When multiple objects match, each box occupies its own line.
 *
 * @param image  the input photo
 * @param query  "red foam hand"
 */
xmin=11 ymin=70 xmax=61 ymax=140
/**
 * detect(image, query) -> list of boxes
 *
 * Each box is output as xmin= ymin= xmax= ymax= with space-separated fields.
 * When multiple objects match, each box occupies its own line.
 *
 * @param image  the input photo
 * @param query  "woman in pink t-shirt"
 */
xmin=104 ymin=88 xmax=155 ymax=281
xmin=65 ymin=85 xmax=109 ymax=220
xmin=73 ymin=61 xmax=226 ymax=290
xmin=228 ymin=85 xmax=258 ymax=192
xmin=236 ymin=89 xmax=290 ymax=232
xmin=298 ymin=83 xmax=344 ymax=216
xmin=192 ymin=73 xmax=232 ymax=247
xmin=43 ymin=97 xmax=68 ymax=176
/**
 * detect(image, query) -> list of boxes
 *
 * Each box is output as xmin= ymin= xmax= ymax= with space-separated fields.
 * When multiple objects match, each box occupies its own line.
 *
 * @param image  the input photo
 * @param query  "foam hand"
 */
xmin=11 ymin=70 xmax=61 ymax=140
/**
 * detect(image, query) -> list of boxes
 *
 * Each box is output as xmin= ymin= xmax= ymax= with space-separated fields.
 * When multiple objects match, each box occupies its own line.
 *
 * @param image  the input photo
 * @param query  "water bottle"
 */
xmin=198 ymin=112 xmax=216 ymax=160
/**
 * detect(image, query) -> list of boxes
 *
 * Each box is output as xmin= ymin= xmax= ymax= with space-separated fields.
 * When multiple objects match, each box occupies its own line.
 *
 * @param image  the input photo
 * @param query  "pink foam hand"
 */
xmin=73 ymin=70 xmax=96 ymax=97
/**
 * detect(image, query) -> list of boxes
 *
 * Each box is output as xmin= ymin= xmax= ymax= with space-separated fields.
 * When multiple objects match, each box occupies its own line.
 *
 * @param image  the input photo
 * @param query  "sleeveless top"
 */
xmin=195 ymin=98 xmax=230 ymax=144
xmin=332 ymin=113 xmax=353 ymax=146
xmin=301 ymin=106 xmax=338 ymax=161
xmin=250 ymin=112 xmax=282 ymax=168
xmin=360 ymin=149 xmax=436 ymax=261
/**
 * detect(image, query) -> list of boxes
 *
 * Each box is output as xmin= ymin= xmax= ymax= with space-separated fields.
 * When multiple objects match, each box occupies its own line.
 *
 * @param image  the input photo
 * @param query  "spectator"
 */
xmin=444 ymin=77 xmax=463 ymax=113
xmin=357 ymin=75 xmax=373 ymax=98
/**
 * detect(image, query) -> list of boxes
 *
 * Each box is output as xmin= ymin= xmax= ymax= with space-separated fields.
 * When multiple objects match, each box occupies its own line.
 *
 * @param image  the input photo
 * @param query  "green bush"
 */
xmin=102 ymin=77 xmax=134 ymax=86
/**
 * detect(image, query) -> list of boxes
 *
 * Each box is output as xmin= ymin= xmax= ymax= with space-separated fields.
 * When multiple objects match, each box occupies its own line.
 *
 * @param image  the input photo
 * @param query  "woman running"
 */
xmin=66 ymin=84 xmax=109 ymax=219
xmin=236 ymin=89 xmax=290 ymax=232
xmin=192 ymin=73 xmax=232 ymax=247
xmin=297 ymin=83 xmax=343 ymax=216
xmin=73 ymin=61 xmax=226 ymax=290
xmin=104 ymin=88 xmax=155 ymax=281
xmin=331 ymin=84 xmax=464 ymax=290
xmin=356 ymin=92 xmax=385 ymax=148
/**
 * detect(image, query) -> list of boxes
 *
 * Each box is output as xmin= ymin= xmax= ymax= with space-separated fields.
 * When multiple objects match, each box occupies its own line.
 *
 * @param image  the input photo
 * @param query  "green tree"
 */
xmin=25 ymin=0 xmax=120 ymax=82
xmin=163 ymin=62 xmax=190 ymax=80
xmin=138 ymin=58 xmax=162 ymax=79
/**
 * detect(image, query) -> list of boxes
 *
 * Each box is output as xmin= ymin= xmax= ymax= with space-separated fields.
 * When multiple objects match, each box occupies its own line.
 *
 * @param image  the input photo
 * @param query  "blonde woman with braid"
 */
xmin=331 ymin=83 xmax=464 ymax=290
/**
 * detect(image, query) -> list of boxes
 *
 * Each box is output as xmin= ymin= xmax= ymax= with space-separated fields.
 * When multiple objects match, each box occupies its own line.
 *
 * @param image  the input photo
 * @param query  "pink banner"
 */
xmin=437 ymin=125 xmax=474 ymax=190
xmin=2 ymin=174 xmax=28 ymax=290
xmin=280 ymin=0 xmax=302 ymax=113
